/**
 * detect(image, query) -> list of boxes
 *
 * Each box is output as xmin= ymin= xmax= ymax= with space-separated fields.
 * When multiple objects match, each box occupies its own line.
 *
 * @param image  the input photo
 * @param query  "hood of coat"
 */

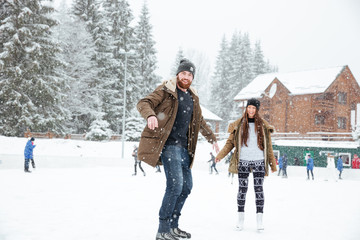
xmin=162 ymin=77 xmax=199 ymax=97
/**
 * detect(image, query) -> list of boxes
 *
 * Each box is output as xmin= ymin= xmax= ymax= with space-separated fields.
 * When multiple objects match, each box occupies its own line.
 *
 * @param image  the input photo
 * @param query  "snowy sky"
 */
xmin=57 ymin=0 xmax=360 ymax=82
xmin=130 ymin=0 xmax=360 ymax=81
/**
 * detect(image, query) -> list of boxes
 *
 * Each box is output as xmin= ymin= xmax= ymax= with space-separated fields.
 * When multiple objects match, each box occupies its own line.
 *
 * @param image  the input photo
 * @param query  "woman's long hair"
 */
xmin=240 ymin=109 xmax=264 ymax=151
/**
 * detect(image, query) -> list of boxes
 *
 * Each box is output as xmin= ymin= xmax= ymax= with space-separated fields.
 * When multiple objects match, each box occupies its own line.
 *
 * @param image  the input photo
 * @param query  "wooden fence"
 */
xmin=24 ymin=129 xmax=122 ymax=141
xmin=24 ymin=129 xmax=355 ymax=142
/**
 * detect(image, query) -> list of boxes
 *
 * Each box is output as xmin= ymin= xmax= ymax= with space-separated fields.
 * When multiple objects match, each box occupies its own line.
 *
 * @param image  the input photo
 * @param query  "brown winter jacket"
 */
xmin=137 ymin=77 xmax=217 ymax=168
xmin=216 ymin=116 xmax=277 ymax=176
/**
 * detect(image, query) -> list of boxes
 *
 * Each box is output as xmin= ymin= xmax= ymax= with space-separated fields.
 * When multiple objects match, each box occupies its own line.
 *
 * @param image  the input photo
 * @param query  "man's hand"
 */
xmin=212 ymin=142 xmax=220 ymax=154
xmin=147 ymin=116 xmax=158 ymax=130
xmin=215 ymin=158 xmax=221 ymax=163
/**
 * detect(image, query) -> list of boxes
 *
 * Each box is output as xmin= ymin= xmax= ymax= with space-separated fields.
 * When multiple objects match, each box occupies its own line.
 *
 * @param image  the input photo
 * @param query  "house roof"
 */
xmin=200 ymin=105 xmax=223 ymax=121
xmin=234 ymin=66 xmax=346 ymax=101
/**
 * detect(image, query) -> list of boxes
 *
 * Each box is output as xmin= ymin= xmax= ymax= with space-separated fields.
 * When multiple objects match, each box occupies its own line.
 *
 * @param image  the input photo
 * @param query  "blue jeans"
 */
xmin=158 ymin=145 xmax=193 ymax=233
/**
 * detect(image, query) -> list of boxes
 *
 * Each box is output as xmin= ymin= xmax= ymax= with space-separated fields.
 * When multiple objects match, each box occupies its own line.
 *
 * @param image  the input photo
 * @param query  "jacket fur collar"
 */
xmin=162 ymin=77 xmax=198 ymax=97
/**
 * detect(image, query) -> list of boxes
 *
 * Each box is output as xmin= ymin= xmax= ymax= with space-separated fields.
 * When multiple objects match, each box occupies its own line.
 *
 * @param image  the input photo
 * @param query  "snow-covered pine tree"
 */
xmin=85 ymin=112 xmax=113 ymax=141
xmin=125 ymin=108 xmax=145 ymax=141
xmin=170 ymin=48 xmax=185 ymax=77
xmin=0 ymin=0 xmax=11 ymax=64
xmin=79 ymin=1 xmax=114 ymax=135
xmin=103 ymin=0 xmax=136 ymax=133
xmin=0 ymin=0 xmax=10 ymax=15
xmin=252 ymin=40 xmax=278 ymax=76
xmin=252 ymin=40 xmax=267 ymax=76
xmin=53 ymin=2 xmax=100 ymax=134
xmin=239 ymin=33 xmax=254 ymax=89
xmin=0 ymin=0 xmax=11 ymax=42
xmin=210 ymin=31 xmax=278 ymax=131
xmin=228 ymin=31 xmax=253 ymax=93
xmin=227 ymin=27 xmax=244 ymax=124
xmin=226 ymin=32 xmax=253 ymax=121
xmin=265 ymin=59 xmax=279 ymax=73
xmin=72 ymin=0 xmax=97 ymax=31
xmin=0 ymin=0 xmax=69 ymax=136
xmin=227 ymin=31 xmax=242 ymax=93
xmin=210 ymin=35 xmax=232 ymax=128
xmin=134 ymin=2 xmax=159 ymax=98
xmin=128 ymin=1 xmax=160 ymax=140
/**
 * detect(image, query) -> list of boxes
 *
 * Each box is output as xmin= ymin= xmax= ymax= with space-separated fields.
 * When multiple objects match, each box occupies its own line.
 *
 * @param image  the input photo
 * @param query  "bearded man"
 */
xmin=137 ymin=59 xmax=219 ymax=240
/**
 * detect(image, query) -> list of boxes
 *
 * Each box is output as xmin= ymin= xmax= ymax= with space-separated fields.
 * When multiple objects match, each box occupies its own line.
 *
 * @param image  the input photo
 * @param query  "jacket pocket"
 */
xmin=141 ymin=126 xmax=161 ymax=138
xmin=229 ymin=157 xmax=239 ymax=174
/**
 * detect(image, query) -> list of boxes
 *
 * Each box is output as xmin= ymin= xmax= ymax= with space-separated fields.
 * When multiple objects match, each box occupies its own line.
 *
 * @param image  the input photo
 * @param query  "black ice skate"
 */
xmin=156 ymin=232 xmax=179 ymax=240
xmin=170 ymin=228 xmax=191 ymax=239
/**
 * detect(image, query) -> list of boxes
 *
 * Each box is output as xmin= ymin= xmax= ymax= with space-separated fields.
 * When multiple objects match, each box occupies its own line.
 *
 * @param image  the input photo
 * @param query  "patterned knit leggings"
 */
xmin=237 ymin=159 xmax=265 ymax=213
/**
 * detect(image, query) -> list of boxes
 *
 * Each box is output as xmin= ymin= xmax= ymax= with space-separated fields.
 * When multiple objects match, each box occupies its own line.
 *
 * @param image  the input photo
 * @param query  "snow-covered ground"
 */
xmin=1 ymin=136 xmax=360 ymax=240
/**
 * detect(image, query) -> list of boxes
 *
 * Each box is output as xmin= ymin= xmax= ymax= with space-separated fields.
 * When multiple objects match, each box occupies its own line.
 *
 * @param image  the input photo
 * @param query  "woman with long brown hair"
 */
xmin=215 ymin=98 xmax=277 ymax=231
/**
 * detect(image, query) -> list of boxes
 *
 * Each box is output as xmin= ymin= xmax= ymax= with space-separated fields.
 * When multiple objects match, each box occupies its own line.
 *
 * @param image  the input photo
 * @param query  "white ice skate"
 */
xmin=236 ymin=212 xmax=245 ymax=231
xmin=257 ymin=213 xmax=264 ymax=230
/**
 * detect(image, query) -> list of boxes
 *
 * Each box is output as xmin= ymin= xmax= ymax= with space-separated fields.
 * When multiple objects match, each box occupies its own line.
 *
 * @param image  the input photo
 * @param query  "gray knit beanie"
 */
xmin=176 ymin=59 xmax=195 ymax=78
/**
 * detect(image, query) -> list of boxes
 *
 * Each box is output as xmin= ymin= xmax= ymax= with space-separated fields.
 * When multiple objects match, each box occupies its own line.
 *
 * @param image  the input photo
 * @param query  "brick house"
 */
xmin=234 ymin=65 xmax=360 ymax=135
xmin=201 ymin=105 xmax=222 ymax=135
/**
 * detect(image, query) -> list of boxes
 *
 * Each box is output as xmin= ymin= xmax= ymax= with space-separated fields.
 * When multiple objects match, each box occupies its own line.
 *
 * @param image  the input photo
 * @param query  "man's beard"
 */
xmin=177 ymin=76 xmax=192 ymax=89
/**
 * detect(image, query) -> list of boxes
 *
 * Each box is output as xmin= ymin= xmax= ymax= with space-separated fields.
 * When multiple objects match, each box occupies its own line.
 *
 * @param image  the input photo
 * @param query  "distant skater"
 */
xmin=306 ymin=154 xmax=314 ymax=180
xmin=337 ymin=156 xmax=343 ymax=180
xmin=24 ymin=137 xmax=36 ymax=173
xmin=132 ymin=145 xmax=145 ymax=176
xmin=208 ymin=152 xmax=218 ymax=174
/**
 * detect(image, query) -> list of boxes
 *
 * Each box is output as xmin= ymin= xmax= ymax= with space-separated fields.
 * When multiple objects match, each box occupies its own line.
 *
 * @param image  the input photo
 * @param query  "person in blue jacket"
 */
xmin=337 ymin=156 xmax=344 ymax=180
xmin=306 ymin=153 xmax=314 ymax=180
xmin=24 ymin=137 xmax=36 ymax=173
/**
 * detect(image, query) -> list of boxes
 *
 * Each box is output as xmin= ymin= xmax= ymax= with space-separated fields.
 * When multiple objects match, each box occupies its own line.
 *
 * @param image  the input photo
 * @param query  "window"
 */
xmin=338 ymin=92 xmax=347 ymax=104
xmin=315 ymin=115 xmax=325 ymax=125
xmin=337 ymin=117 xmax=346 ymax=129
xmin=339 ymin=153 xmax=351 ymax=167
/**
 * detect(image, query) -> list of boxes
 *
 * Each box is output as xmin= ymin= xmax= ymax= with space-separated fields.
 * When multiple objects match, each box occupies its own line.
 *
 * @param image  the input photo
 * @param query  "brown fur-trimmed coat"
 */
xmin=137 ymin=77 xmax=217 ymax=168
xmin=216 ymin=117 xmax=277 ymax=176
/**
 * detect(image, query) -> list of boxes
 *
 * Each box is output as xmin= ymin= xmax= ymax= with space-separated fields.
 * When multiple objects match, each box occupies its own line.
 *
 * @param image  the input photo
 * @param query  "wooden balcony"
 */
xmin=312 ymin=125 xmax=334 ymax=132
xmin=312 ymin=99 xmax=335 ymax=112
xmin=272 ymin=131 xmax=353 ymax=141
